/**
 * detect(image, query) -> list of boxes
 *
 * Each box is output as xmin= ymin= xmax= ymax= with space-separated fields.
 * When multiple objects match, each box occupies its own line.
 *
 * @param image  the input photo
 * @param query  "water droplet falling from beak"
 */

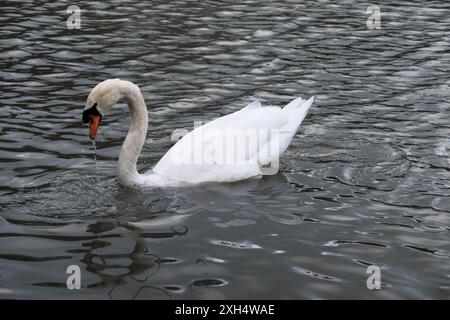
xmin=91 ymin=139 xmax=99 ymax=175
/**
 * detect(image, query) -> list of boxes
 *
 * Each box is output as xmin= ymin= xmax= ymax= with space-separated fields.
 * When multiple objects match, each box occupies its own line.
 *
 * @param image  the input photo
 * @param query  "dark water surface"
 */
xmin=0 ymin=0 xmax=449 ymax=299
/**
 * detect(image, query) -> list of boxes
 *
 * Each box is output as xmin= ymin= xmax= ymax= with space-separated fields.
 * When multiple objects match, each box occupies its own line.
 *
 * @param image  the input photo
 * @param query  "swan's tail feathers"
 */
xmin=299 ymin=96 xmax=314 ymax=114
xmin=283 ymin=96 xmax=314 ymax=111
xmin=283 ymin=97 xmax=304 ymax=110
xmin=284 ymin=96 xmax=314 ymax=131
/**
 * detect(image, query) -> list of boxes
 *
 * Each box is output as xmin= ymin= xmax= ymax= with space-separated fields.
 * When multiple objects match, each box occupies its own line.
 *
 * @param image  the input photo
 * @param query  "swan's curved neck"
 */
xmin=117 ymin=82 xmax=148 ymax=185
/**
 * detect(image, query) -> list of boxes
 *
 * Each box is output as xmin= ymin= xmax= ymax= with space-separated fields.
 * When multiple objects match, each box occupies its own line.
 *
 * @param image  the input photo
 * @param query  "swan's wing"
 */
xmin=152 ymin=97 xmax=314 ymax=183
xmin=240 ymin=100 xmax=262 ymax=111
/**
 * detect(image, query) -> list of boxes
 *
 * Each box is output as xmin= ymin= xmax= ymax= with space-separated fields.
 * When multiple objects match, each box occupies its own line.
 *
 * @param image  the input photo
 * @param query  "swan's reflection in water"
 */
xmin=75 ymin=175 xmax=299 ymax=299
xmin=80 ymin=217 xmax=188 ymax=300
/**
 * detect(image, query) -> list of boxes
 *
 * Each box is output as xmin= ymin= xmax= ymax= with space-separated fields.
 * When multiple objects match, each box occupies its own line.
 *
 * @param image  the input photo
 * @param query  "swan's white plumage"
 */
xmin=150 ymin=96 xmax=314 ymax=185
xmin=241 ymin=100 xmax=262 ymax=111
xmin=84 ymin=79 xmax=314 ymax=187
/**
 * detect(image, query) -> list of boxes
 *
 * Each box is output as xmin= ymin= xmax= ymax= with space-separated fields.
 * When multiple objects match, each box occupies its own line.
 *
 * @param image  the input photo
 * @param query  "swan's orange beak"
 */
xmin=88 ymin=114 xmax=101 ymax=140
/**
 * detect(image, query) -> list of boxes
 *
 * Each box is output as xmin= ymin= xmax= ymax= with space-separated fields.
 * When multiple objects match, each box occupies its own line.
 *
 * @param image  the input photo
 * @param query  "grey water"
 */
xmin=0 ymin=0 xmax=449 ymax=299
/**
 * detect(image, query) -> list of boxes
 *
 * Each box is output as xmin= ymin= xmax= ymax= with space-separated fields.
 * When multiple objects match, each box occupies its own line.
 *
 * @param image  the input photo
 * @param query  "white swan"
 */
xmin=82 ymin=79 xmax=314 ymax=187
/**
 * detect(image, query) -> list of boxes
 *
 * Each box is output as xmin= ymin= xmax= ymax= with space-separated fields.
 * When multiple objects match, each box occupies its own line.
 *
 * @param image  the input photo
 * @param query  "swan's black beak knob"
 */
xmin=82 ymin=103 xmax=102 ymax=140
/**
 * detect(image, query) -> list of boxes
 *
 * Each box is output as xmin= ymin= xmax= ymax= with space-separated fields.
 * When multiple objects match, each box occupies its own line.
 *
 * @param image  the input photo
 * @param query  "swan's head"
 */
xmin=82 ymin=79 xmax=124 ymax=140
